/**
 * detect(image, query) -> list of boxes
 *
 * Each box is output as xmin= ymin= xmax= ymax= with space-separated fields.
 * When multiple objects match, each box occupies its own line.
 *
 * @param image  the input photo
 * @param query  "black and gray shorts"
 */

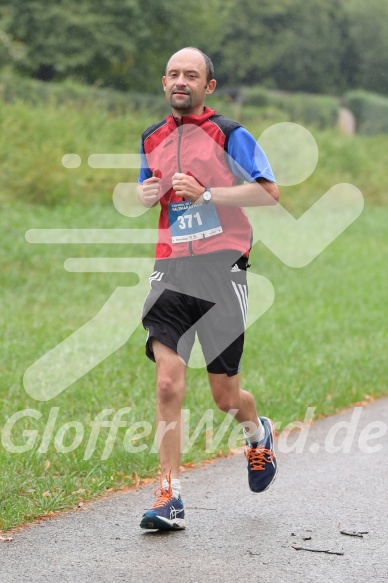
xmin=141 ymin=251 xmax=249 ymax=376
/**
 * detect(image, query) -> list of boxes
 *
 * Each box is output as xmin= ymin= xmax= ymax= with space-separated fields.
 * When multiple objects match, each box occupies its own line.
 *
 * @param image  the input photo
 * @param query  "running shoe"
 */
xmin=244 ymin=416 xmax=277 ymax=493
xmin=140 ymin=472 xmax=185 ymax=530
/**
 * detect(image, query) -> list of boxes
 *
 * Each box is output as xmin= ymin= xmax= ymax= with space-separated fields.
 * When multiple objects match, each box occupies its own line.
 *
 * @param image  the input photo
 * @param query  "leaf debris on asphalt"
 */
xmin=292 ymin=544 xmax=344 ymax=556
xmin=340 ymin=530 xmax=368 ymax=538
xmin=186 ymin=506 xmax=216 ymax=511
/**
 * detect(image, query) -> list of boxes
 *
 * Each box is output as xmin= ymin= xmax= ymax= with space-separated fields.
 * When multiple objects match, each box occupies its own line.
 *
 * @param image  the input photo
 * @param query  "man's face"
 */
xmin=162 ymin=49 xmax=215 ymax=115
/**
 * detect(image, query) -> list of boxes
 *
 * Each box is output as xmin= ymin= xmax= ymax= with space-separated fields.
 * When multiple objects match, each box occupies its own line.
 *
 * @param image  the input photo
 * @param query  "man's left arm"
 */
xmin=172 ymin=126 xmax=279 ymax=206
xmin=172 ymin=175 xmax=279 ymax=206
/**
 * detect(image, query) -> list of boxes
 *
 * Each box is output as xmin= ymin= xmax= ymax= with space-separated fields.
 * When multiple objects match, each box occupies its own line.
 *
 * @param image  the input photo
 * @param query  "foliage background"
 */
xmin=1 ymin=0 xmax=388 ymax=95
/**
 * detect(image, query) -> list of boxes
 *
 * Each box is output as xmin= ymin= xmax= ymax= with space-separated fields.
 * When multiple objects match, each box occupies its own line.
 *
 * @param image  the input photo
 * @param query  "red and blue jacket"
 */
xmin=138 ymin=107 xmax=275 ymax=259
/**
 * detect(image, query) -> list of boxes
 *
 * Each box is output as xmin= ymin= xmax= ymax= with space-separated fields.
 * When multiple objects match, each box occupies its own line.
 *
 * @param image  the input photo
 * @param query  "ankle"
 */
xmin=244 ymin=417 xmax=265 ymax=444
xmin=162 ymin=478 xmax=181 ymax=499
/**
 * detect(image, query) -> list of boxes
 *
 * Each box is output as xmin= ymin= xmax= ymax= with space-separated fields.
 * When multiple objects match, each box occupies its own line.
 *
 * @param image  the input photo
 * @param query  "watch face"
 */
xmin=203 ymin=189 xmax=212 ymax=202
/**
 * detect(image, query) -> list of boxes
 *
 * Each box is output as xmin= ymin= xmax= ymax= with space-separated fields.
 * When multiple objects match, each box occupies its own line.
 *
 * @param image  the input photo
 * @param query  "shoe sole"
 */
xmin=140 ymin=514 xmax=186 ymax=530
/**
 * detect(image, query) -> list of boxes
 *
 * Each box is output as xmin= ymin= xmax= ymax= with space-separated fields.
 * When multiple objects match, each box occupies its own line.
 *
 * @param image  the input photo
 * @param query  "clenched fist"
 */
xmin=172 ymin=172 xmax=205 ymax=201
xmin=141 ymin=168 xmax=162 ymax=207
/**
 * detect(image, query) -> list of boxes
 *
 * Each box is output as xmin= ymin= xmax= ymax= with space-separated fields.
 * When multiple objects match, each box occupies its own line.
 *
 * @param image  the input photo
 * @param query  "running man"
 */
xmin=136 ymin=47 xmax=280 ymax=530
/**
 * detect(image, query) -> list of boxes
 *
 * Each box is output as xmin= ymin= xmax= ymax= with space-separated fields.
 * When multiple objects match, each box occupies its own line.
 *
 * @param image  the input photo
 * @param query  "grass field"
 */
xmin=1 ymin=96 xmax=388 ymax=531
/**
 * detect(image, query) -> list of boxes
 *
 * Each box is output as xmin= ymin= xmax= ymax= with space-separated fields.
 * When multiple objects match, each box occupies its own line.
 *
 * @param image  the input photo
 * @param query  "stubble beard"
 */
xmin=170 ymin=93 xmax=192 ymax=111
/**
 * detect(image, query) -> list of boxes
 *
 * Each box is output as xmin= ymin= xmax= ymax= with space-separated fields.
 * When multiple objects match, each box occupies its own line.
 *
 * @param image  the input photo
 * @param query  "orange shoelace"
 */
xmin=244 ymin=446 xmax=276 ymax=470
xmin=152 ymin=472 xmax=173 ymax=508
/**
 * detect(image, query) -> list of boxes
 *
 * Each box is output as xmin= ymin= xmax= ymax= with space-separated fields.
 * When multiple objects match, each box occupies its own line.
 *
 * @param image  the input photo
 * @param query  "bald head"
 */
xmin=163 ymin=47 xmax=217 ymax=116
xmin=166 ymin=47 xmax=214 ymax=83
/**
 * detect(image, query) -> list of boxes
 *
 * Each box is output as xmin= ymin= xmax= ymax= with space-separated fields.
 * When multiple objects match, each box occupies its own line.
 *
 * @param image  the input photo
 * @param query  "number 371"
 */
xmin=177 ymin=212 xmax=203 ymax=230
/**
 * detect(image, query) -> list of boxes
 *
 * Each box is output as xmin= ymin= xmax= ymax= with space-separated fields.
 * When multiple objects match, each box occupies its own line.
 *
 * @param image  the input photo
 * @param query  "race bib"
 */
xmin=168 ymin=201 xmax=223 ymax=243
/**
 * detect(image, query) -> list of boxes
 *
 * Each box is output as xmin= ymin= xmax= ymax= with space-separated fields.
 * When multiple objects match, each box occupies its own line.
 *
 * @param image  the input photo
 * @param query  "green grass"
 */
xmin=244 ymin=205 xmax=388 ymax=419
xmin=1 ymin=97 xmax=387 ymax=209
xmin=1 ymin=197 xmax=387 ymax=531
xmin=1 ymin=94 xmax=388 ymax=531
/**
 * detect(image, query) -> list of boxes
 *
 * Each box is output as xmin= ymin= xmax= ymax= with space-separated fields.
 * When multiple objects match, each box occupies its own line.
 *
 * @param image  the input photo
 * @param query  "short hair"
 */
xmin=166 ymin=47 xmax=215 ymax=83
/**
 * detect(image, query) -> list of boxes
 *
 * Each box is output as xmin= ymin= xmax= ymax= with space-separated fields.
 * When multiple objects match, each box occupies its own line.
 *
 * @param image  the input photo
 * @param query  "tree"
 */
xmin=213 ymin=0 xmax=350 ymax=94
xmin=1 ymin=0 xmax=387 ymax=96
xmin=1 ymin=0 xmax=140 ymax=83
xmin=0 ymin=4 xmax=26 ymax=68
xmin=0 ymin=0 xmax=224 ymax=92
xmin=345 ymin=0 xmax=388 ymax=95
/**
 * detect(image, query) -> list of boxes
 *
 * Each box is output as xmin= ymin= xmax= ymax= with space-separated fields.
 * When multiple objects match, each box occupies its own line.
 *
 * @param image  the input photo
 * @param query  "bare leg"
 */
xmin=209 ymin=372 xmax=277 ymax=495
xmin=153 ymin=339 xmax=187 ymax=478
xmin=208 ymin=372 xmax=259 ymax=434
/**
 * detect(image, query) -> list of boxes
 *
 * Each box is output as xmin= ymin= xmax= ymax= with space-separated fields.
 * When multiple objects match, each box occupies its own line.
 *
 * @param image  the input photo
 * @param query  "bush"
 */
xmin=0 ymin=71 xmax=168 ymax=117
xmin=0 ymin=98 xmax=154 ymax=207
xmin=241 ymin=86 xmax=340 ymax=129
xmin=344 ymin=90 xmax=388 ymax=135
xmin=240 ymin=86 xmax=270 ymax=108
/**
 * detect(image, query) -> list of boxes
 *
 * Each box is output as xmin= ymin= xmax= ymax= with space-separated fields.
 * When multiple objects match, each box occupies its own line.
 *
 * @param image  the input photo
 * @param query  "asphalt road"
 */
xmin=1 ymin=398 xmax=387 ymax=583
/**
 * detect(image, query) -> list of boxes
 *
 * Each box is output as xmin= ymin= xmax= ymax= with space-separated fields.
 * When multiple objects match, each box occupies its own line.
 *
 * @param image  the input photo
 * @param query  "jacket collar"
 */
xmin=168 ymin=106 xmax=216 ymax=127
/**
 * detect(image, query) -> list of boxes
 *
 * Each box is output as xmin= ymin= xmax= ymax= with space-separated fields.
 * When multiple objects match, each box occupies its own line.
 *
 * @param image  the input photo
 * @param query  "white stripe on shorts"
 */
xmin=149 ymin=271 xmax=164 ymax=284
xmin=231 ymin=281 xmax=248 ymax=330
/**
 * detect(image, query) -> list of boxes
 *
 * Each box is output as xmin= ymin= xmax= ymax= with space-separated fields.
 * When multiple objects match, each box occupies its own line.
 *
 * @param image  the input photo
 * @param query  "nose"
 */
xmin=175 ymin=73 xmax=187 ymax=86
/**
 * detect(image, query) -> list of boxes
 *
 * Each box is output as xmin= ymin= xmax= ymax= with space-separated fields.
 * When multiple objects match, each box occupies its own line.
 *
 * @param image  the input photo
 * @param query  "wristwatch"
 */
xmin=202 ymin=188 xmax=212 ymax=204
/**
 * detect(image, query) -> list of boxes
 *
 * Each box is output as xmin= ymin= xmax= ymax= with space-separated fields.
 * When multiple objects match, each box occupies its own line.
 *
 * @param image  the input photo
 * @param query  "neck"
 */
xmin=171 ymin=105 xmax=206 ymax=118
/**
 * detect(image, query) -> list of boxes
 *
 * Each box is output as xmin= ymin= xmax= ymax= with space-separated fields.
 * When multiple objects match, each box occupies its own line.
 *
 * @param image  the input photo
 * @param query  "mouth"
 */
xmin=173 ymin=91 xmax=190 ymax=96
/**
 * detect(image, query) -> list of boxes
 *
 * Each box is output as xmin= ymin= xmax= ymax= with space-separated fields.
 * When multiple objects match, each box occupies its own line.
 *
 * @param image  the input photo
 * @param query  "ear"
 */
xmin=206 ymin=79 xmax=217 ymax=95
xmin=162 ymin=76 xmax=167 ymax=91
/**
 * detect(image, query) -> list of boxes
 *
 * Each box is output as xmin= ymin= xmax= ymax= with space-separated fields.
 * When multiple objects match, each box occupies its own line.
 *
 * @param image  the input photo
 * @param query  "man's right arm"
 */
xmin=137 ymin=140 xmax=161 ymax=208
xmin=136 ymin=175 xmax=161 ymax=208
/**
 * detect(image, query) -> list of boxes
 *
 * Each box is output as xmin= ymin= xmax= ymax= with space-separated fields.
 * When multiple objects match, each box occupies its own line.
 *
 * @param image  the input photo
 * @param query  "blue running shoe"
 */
xmin=140 ymin=473 xmax=185 ymax=530
xmin=245 ymin=417 xmax=277 ymax=493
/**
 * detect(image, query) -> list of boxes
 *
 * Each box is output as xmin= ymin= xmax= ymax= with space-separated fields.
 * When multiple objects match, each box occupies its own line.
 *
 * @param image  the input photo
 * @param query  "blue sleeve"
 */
xmin=226 ymin=127 xmax=276 ymax=183
xmin=138 ymin=141 xmax=152 ymax=183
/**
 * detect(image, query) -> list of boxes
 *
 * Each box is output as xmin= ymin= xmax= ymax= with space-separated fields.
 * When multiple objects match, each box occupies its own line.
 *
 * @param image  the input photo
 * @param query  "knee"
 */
xmin=157 ymin=376 xmax=183 ymax=406
xmin=214 ymin=394 xmax=240 ymax=414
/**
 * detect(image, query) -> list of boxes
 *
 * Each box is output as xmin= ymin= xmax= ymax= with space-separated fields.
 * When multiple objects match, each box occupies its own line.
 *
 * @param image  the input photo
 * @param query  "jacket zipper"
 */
xmin=176 ymin=120 xmax=194 ymax=256
xmin=177 ymin=122 xmax=183 ymax=173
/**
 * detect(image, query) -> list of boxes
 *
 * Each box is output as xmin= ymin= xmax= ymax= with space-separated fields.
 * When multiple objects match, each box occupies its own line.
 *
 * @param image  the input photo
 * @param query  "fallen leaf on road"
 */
xmin=340 ymin=530 xmax=368 ymax=538
xmin=0 ymin=536 xmax=13 ymax=542
xmin=292 ymin=544 xmax=344 ymax=556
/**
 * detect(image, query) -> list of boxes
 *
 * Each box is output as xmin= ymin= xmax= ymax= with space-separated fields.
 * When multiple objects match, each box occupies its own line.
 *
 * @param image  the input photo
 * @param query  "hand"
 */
xmin=141 ymin=169 xmax=162 ymax=207
xmin=172 ymin=172 xmax=205 ymax=202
